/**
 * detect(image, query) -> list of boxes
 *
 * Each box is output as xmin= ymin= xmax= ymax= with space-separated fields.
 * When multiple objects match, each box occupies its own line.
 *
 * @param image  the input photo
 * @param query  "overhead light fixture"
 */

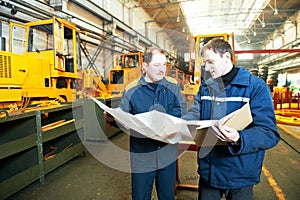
xmin=245 ymin=35 xmax=251 ymax=44
xmin=251 ymin=24 xmax=257 ymax=36
xmin=177 ymin=5 xmax=180 ymax=22
xmin=268 ymin=0 xmax=278 ymax=15
xmin=274 ymin=0 xmax=278 ymax=15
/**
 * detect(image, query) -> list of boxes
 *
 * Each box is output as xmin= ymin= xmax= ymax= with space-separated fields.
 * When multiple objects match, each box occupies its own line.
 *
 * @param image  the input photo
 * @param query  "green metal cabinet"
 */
xmin=0 ymin=103 xmax=85 ymax=199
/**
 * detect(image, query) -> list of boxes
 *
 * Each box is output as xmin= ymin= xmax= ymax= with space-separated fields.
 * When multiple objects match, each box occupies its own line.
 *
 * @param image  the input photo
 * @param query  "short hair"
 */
xmin=200 ymin=38 xmax=233 ymax=61
xmin=143 ymin=47 xmax=166 ymax=64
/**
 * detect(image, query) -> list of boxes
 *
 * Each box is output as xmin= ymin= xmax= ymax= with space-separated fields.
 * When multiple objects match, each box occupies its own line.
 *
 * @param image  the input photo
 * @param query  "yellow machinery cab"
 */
xmin=0 ymin=17 xmax=80 ymax=108
xmin=108 ymin=51 xmax=144 ymax=95
xmin=183 ymin=33 xmax=235 ymax=100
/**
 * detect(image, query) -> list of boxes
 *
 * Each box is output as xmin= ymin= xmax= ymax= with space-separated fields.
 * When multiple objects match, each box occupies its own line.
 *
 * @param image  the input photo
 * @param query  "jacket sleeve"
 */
xmin=107 ymin=90 xmax=132 ymax=128
xmin=181 ymin=88 xmax=202 ymax=120
xmin=167 ymin=84 xmax=187 ymax=117
xmin=229 ymin=77 xmax=280 ymax=155
xmin=118 ymin=90 xmax=132 ymax=113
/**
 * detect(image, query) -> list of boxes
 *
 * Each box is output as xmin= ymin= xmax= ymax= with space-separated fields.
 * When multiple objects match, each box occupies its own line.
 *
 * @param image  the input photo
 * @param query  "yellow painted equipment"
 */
xmin=108 ymin=52 xmax=144 ymax=95
xmin=79 ymin=69 xmax=112 ymax=99
xmin=183 ymin=33 xmax=235 ymax=98
xmin=0 ymin=17 xmax=79 ymax=109
xmin=0 ymin=17 xmax=144 ymax=114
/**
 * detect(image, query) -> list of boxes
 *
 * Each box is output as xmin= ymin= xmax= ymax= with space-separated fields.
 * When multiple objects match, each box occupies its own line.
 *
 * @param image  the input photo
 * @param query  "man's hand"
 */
xmin=211 ymin=122 xmax=240 ymax=142
xmin=104 ymin=111 xmax=115 ymax=122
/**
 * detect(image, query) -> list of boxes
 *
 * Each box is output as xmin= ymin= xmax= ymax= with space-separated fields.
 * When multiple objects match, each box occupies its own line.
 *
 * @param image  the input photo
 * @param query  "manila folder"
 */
xmin=194 ymin=102 xmax=253 ymax=146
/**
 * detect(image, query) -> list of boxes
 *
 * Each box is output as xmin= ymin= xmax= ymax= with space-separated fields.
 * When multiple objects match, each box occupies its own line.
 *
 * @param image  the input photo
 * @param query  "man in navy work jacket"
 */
xmin=105 ymin=47 xmax=186 ymax=200
xmin=182 ymin=38 xmax=280 ymax=200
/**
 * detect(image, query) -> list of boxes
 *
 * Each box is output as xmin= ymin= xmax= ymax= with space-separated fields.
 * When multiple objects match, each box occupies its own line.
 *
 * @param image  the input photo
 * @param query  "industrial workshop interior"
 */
xmin=0 ymin=0 xmax=299 ymax=199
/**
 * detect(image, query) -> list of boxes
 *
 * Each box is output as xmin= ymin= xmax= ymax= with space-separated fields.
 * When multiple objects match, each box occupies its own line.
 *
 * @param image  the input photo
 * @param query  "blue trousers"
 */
xmin=131 ymin=162 xmax=176 ymax=200
xmin=198 ymin=179 xmax=253 ymax=200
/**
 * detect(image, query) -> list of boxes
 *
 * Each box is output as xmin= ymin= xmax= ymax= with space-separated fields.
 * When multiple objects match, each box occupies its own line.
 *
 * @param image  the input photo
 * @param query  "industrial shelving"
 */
xmin=0 ymin=103 xmax=85 ymax=199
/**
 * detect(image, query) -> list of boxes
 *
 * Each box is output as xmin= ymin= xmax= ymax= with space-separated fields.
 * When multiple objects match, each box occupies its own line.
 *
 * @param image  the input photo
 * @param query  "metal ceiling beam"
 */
xmin=151 ymin=8 xmax=162 ymax=19
xmin=235 ymin=49 xmax=300 ymax=54
xmin=69 ymin=0 xmax=112 ymax=22
xmin=133 ymin=0 xmax=195 ymax=8
xmin=9 ymin=0 xmax=52 ymax=18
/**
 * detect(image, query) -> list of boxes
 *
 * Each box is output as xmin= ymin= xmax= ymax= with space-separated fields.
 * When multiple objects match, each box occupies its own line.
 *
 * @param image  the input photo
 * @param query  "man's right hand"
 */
xmin=104 ymin=111 xmax=115 ymax=122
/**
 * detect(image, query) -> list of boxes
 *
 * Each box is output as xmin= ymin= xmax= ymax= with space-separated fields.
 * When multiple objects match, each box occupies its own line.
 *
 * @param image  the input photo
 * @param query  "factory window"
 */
xmin=285 ymin=26 xmax=296 ymax=45
xmin=28 ymin=24 xmax=54 ymax=52
xmin=277 ymin=73 xmax=287 ymax=87
xmin=1 ymin=22 xmax=9 ymax=51
xmin=274 ymin=36 xmax=282 ymax=49
xmin=266 ymin=41 xmax=272 ymax=49
xmin=11 ymin=25 xmax=25 ymax=54
xmin=287 ymin=73 xmax=300 ymax=98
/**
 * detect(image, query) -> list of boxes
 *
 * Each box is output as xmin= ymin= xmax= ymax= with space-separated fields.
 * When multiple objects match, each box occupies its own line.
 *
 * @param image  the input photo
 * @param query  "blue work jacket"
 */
xmin=183 ymin=66 xmax=280 ymax=189
xmin=119 ymin=75 xmax=186 ymax=172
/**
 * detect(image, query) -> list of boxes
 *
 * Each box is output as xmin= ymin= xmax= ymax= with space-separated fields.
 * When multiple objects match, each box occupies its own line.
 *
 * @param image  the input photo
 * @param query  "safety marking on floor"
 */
xmin=277 ymin=124 xmax=300 ymax=140
xmin=262 ymin=164 xmax=286 ymax=200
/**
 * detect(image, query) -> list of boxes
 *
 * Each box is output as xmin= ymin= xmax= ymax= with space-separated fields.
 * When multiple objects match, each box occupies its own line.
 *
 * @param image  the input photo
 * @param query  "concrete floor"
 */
xmin=8 ymin=124 xmax=300 ymax=200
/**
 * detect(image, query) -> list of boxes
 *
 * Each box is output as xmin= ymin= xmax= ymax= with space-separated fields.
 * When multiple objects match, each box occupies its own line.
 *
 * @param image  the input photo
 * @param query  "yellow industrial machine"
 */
xmin=107 ymin=51 xmax=144 ymax=95
xmin=80 ymin=68 xmax=112 ymax=99
xmin=183 ymin=33 xmax=235 ymax=99
xmin=166 ymin=65 xmax=191 ymax=91
xmin=0 ymin=17 xmax=145 ymax=115
xmin=80 ymin=52 xmax=144 ymax=98
xmin=0 ymin=17 xmax=79 ymax=110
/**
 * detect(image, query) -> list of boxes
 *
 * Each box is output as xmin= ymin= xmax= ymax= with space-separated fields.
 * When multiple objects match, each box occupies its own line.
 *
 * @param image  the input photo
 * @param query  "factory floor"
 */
xmin=8 ymin=124 xmax=300 ymax=200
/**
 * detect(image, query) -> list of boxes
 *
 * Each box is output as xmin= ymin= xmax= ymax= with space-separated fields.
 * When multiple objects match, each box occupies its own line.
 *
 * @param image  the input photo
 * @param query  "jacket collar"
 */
xmin=230 ymin=66 xmax=250 ymax=87
xmin=203 ymin=66 xmax=250 ymax=88
xmin=138 ymin=75 xmax=169 ymax=90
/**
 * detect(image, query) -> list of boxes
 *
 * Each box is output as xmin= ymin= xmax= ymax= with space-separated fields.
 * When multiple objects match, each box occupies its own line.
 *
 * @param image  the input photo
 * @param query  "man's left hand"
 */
xmin=211 ymin=122 xmax=240 ymax=142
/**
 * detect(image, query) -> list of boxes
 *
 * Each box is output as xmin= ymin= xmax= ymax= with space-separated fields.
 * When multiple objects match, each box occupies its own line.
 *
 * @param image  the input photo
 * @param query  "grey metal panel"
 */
xmin=69 ymin=0 xmax=112 ymax=22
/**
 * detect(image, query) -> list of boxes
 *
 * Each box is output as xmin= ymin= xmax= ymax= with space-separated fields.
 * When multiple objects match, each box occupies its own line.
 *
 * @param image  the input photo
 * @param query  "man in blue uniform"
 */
xmin=182 ymin=38 xmax=280 ymax=200
xmin=105 ymin=47 xmax=186 ymax=200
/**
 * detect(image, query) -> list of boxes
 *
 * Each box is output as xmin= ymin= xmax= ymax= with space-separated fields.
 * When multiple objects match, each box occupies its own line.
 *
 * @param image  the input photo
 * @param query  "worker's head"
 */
xmin=143 ymin=47 xmax=167 ymax=82
xmin=201 ymin=38 xmax=233 ymax=79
